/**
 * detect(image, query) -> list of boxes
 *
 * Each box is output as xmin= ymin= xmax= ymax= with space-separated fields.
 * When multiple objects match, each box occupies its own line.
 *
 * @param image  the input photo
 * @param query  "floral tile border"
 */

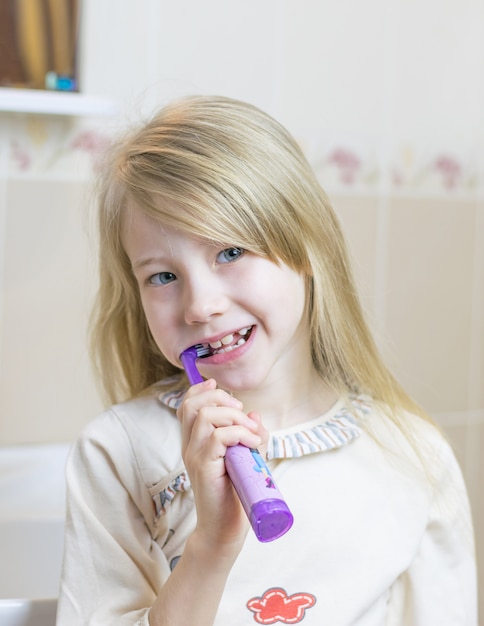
xmin=1 ymin=116 xmax=111 ymax=179
xmin=300 ymin=133 xmax=481 ymax=197
xmin=1 ymin=116 xmax=482 ymax=197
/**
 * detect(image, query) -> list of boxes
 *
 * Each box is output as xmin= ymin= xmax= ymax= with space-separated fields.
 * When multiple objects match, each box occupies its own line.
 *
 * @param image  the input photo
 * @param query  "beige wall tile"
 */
xmin=0 ymin=180 xmax=103 ymax=444
xmin=438 ymin=420 xmax=468 ymax=471
xmin=469 ymin=201 xmax=484 ymax=411
xmin=331 ymin=194 xmax=379 ymax=324
xmin=383 ymin=197 xmax=475 ymax=413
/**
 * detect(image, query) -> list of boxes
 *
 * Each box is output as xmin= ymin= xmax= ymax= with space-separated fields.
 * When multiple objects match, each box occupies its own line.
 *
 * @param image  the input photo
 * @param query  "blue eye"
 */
xmin=217 ymin=247 xmax=244 ymax=264
xmin=148 ymin=272 xmax=176 ymax=285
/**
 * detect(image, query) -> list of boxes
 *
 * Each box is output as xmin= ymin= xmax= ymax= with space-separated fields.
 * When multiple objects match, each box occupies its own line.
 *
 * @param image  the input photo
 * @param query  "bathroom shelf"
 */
xmin=0 ymin=87 xmax=117 ymax=116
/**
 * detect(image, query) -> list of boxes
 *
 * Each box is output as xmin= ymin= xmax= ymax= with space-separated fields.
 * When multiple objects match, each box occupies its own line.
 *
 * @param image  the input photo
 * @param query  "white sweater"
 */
xmin=57 ymin=388 xmax=477 ymax=625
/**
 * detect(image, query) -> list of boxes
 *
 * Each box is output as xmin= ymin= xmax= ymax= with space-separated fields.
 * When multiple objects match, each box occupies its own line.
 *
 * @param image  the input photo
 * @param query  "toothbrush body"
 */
xmin=180 ymin=346 xmax=294 ymax=542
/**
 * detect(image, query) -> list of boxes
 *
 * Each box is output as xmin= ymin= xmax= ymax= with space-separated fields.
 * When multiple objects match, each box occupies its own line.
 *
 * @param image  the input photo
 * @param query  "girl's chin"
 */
xmin=203 ymin=361 xmax=268 ymax=394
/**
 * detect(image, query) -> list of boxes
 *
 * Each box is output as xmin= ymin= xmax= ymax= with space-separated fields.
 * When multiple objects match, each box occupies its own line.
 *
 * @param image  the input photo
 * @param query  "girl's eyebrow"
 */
xmin=131 ymin=256 xmax=167 ymax=270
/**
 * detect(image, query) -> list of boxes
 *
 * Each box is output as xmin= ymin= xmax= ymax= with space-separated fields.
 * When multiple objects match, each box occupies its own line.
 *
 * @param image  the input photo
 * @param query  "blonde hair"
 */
xmin=91 ymin=94 xmax=429 ymax=430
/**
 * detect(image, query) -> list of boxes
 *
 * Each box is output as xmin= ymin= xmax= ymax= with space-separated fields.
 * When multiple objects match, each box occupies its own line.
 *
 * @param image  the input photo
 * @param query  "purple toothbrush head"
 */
xmin=180 ymin=345 xmax=209 ymax=385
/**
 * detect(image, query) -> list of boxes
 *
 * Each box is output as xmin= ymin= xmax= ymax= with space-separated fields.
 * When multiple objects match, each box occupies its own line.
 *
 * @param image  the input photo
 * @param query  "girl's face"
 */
xmin=123 ymin=204 xmax=313 ymax=396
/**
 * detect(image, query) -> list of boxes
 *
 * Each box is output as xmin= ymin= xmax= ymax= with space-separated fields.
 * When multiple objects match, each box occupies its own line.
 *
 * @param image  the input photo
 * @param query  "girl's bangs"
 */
xmin=138 ymin=183 xmax=279 ymax=261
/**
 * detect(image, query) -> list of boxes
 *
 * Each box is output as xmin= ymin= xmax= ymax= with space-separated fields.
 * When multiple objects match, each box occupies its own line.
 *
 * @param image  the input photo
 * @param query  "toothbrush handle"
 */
xmin=224 ymin=444 xmax=293 ymax=542
xmin=180 ymin=348 xmax=293 ymax=542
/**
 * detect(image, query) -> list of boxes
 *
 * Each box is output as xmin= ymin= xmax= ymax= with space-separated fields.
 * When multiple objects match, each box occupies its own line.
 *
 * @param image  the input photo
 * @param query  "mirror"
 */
xmin=0 ymin=0 xmax=80 ymax=92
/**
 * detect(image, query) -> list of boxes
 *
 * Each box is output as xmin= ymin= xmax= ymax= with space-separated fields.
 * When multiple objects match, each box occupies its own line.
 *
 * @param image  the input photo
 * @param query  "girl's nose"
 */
xmin=183 ymin=278 xmax=230 ymax=325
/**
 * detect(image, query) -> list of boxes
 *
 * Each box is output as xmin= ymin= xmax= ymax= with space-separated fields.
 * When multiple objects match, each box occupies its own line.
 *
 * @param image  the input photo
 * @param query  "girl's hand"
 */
xmin=177 ymin=378 xmax=268 ymax=552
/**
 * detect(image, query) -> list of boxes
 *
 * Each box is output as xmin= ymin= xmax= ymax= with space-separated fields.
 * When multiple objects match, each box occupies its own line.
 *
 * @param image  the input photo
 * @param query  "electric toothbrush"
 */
xmin=180 ymin=345 xmax=294 ymax=542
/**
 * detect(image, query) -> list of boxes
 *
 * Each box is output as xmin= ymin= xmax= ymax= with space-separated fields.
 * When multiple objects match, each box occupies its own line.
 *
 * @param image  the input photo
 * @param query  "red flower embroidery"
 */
xmin=247 ymin=587 xmax=316 ymax=624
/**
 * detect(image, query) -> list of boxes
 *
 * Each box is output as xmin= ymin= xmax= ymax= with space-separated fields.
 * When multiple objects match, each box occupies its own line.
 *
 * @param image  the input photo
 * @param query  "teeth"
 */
xmin=216 ymin=338 xmax=246 ymax=353
xmin=221 ymin=333 xmax=234 ymax=345
xmin=208 ymin=327 xmax=252 ymax=354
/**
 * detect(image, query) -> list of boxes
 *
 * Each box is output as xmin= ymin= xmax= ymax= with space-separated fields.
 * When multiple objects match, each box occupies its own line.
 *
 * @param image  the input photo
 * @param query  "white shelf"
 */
xmin=0 ymin=88 xmax=117 ymax=117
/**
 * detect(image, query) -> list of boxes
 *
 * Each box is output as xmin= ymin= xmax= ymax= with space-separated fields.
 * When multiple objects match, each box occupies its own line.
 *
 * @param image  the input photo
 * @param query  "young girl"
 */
xmin=57 ymin=95 xmax=477 ymax=625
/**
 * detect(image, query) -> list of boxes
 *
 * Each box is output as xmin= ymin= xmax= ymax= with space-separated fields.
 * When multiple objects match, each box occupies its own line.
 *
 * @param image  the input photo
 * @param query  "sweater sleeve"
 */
xmin=386 ymin=437 xmax=478 ymax=626
xmin=56 ymin=410 xmax=173 ymax=626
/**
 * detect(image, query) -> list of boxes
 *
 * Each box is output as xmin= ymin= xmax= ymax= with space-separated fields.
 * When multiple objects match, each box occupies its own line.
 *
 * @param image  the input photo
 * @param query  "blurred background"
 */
xmin=0 ymin=0 xmax=482 ymax=617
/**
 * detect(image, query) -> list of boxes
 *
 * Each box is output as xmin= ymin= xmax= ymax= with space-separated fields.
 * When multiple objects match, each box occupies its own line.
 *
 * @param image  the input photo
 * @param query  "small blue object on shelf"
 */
xmin=45 ymin=71 xmax=77 ymax=92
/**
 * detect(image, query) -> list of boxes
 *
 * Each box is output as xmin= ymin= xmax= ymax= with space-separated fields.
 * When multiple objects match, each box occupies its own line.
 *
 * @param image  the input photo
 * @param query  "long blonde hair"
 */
xmin=91 ymin=94 xmax=429 ymax=430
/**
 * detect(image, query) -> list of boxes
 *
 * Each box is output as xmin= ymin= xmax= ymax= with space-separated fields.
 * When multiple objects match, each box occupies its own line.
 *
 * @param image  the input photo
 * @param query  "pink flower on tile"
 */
xmin=247 ymin=587 xmax=316 ymax=624
xmin=328 ymin=148 xmax=361 ymax=185
xmin=71 ymin=130 xmax=111 ymax=156
xmin=392 ymin=167 xmax=404 ymax=186
xmin=10 ymin=140 xmax=31 ymax=171
xmin=70 ymin=130 xmax=112 ymax=169
xmin=434 ymin=155 xmax=461 ymax=189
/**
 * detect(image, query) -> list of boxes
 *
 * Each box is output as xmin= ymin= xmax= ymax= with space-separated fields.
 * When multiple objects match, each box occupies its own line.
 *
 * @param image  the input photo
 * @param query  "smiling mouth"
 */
xmin=203 ymin=326 xmax=253 ymax=356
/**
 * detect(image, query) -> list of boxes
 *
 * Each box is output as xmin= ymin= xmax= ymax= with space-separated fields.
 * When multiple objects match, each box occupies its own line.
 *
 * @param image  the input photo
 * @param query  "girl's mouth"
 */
xmin=204 ymin=326 xmax=253 ymax=355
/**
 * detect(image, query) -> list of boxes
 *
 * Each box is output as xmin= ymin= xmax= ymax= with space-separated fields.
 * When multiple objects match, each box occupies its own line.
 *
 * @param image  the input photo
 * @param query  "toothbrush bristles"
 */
xmin=194 ymin=344 xmax=210 ymax=357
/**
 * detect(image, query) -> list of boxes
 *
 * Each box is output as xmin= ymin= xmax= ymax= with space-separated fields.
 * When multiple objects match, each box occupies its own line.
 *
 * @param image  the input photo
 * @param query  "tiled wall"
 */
xmin=0 ymin=115 xmax=104 ymax=444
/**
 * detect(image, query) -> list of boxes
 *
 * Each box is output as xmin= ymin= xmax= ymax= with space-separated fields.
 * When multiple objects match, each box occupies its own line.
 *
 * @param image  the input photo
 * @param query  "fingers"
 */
xmin=177 ymin=380 xmax=262 ymax=454
xmin=247 ymin=411 xmax=270 ymax=459
xmin=176 ymin=381 xmax=267 ymax=548
xmin=179 ymin=379 xmax=243 ymax=415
